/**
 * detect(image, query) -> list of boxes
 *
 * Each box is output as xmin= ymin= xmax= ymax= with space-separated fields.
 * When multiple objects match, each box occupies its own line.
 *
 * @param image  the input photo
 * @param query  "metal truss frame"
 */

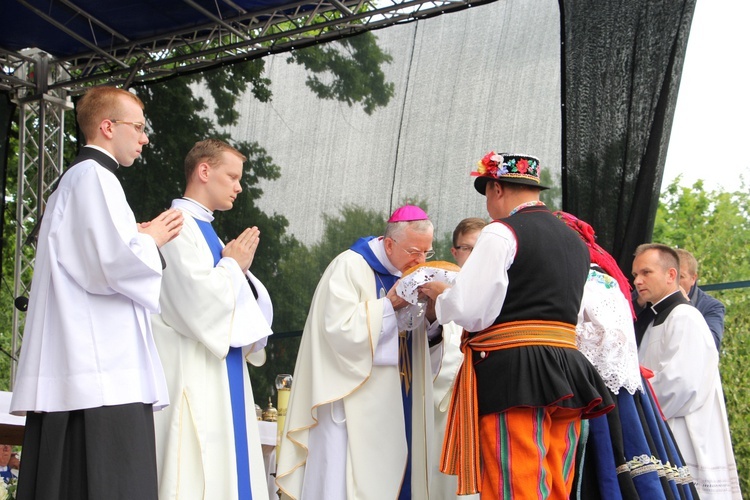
xmin=2 ymin=0 xmax=492 ymax=384
xmin=10 ymin=82 xmax=72 ymax=384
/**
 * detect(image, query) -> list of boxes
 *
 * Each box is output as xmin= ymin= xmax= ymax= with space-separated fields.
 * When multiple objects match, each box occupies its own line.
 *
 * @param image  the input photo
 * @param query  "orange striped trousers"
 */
xmin=478 ymin=407 xmax=582 ymax=500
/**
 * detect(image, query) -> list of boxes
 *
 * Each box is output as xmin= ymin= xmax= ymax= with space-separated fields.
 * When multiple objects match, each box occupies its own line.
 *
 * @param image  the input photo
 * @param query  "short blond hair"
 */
xmin=184 ymin=139 xmax=247 ymax=182
xmin=452 ymin=217 xmax=487 ymax=247
xmin=675 ymin=248 xmax=698 ymax=276
xmin=76 ymin=86 xmax=144 ymax=142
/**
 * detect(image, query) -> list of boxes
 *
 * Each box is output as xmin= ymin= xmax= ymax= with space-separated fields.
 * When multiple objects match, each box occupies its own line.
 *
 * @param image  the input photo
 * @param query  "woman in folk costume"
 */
xmin=555 ymin=211 xmax=699 ymax=500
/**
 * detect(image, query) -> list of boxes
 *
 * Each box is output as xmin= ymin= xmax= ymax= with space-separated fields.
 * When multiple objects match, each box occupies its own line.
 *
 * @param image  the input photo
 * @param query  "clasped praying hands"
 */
xmin=222 ymin=226 xmax=260 ymax=274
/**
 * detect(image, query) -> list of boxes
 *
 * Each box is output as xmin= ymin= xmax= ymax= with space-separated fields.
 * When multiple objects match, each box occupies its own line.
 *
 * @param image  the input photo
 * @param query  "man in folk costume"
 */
xmin=276 ymin=205 xmax=444 ymax=500
xmin=420 ymin=152 xmax=614 ymax=500
xmin=152 ymin=139 xmax=273 ymax=500
xmin=11 ymin=86 xmax=184 ymax=499
xmin=632 ymin=243 xmax=741 ymax=499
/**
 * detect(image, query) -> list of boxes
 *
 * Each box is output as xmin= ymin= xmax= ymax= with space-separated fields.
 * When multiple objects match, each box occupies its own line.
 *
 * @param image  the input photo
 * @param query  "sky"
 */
xmin=661 ymin=0 xmax=750 ymax=193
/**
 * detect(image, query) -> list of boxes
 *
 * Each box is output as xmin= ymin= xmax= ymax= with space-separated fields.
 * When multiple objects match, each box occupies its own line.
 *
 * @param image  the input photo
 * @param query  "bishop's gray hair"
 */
xmin=384 ymin=219 xmax=433 ymax=240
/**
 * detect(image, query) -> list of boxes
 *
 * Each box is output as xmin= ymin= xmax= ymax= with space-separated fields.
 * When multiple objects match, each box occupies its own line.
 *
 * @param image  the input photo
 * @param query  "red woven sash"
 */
xmin=439 ymin=320 xmax=577 ymax=495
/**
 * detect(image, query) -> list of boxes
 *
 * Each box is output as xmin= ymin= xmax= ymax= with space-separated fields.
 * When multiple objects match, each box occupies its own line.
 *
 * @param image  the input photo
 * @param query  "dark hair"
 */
xmin=634 ymin=243 xmax=680 ymax=272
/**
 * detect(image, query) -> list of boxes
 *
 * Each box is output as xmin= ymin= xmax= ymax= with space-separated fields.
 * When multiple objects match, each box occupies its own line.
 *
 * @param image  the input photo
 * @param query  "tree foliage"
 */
xmin=288 ymin=32 xmax=395 ymax=115
xmin=652 ymin=176 xmax=750 ymax=495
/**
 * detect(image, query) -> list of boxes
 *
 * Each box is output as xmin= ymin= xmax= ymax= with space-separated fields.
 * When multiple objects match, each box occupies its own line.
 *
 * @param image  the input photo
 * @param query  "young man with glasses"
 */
xmin=449 ymin=217 xmax=487 ymax=268
xmin=11 ymin=85 xmax=183 ymax=500
xmin=277 ymin=205 xmax=445 ymax=500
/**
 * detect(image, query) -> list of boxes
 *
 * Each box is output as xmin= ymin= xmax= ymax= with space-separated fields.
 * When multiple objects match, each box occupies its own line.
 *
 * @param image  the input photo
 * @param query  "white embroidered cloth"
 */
xmin=577 ymin=268 xmax=642 ymax=395
xmin=396 ymin=261 xmax=461 ymax=305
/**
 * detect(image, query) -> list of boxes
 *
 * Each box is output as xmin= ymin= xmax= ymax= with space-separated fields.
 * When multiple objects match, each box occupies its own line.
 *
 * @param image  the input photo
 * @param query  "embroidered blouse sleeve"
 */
xmin=576 ymin=270 xmax=642 ymax=395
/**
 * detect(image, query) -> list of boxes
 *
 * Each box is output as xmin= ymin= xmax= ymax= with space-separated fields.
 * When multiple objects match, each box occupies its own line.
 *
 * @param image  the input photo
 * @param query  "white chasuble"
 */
xmin=153 ymin=198 xmax=273 ymax=500
xmin=276 ymin=247 xmax=437 ymax=500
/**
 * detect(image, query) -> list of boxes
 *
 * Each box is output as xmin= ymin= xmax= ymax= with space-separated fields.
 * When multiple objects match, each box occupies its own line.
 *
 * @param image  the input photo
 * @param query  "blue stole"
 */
xmin=349 ymin=237 xmax=412 ymax=500
xmin=194 ymin=218 xmax=253 ymax=500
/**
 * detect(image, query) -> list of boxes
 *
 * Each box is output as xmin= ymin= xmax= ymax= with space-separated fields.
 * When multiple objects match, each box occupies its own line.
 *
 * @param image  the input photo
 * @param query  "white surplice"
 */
xmin=152 ymin=198 xmax=273 ymax=500
xmin=11 ymin=152 xmax=168 ymax=414
xmin=275 ymin=241 xmax=440 ymax=500
xmin=639 ymin=301 xmax=741 ymax=499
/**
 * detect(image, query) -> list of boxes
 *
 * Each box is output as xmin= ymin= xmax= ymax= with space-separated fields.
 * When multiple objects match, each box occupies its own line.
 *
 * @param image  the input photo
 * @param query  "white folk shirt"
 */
xmin=435 ymin=222 xmax=516 ymax=331
xmin=11 ymin=148 xmax=168 ymax=414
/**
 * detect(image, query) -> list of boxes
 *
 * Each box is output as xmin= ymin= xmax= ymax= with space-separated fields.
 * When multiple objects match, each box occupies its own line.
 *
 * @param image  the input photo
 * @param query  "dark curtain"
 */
xmin=560 ymin=0 xmax=696 ymax=274
xmin=0 ymin=93 xmax=17 ymax=277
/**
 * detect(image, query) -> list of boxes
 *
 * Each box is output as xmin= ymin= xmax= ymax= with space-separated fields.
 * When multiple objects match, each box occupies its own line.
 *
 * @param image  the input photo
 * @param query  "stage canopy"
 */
xmin=1 ymin=0 xmax=697 ymax=382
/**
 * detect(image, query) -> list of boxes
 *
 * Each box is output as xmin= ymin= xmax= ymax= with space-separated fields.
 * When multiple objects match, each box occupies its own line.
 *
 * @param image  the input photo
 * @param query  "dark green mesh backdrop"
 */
xmin=560 ymin=0 xmax=697 ymax=274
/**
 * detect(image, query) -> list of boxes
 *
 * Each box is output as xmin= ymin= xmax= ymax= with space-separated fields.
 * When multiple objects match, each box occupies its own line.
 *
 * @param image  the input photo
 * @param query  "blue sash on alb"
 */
xmin=350 ymin=237 xmax=412 ymax=500
xmin=195 ymin=218 xmax=253 ymax=500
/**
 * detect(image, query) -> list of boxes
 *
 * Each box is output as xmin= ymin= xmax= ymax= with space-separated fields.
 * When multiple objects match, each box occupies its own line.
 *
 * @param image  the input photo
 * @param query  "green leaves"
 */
xmin=288 ymin=32 xmax=395 ymax=115
xmin=653 ymin=176 xmax=750 ymax=495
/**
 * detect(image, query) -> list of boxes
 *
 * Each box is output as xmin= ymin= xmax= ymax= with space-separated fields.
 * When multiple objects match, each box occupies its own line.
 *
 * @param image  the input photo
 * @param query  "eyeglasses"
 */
xmin=110 ymin=120 xmax=147 ymax=134
xmin=453 ymin=245 xmax=474 ymax=252
xmin=391 ymin=239 xmax=435 ymax=259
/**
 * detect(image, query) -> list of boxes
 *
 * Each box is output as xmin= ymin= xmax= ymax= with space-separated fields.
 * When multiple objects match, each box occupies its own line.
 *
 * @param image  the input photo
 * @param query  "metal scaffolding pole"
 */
xmin=10 ymin=51 xmax=72 ymax=386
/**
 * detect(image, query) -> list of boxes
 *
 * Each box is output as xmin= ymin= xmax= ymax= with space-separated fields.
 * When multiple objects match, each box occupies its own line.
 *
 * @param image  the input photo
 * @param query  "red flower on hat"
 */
xmin=516 ymin=158 xmax=529 ymax=174
xmin=477 ymin=151 xmax=500 ymax=176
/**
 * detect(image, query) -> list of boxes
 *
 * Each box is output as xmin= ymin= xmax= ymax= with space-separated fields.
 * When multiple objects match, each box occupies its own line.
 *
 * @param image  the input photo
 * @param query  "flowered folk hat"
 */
xmin=471 ymin=151 xmax=549 ymax=194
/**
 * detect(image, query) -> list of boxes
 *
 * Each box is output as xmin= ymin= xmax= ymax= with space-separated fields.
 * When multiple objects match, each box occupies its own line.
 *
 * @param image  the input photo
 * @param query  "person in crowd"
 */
xmin=675 ymin=248 xmax=725 ymax=351
xmin=557 ymin=212 xmax=698 ymax=500
xmin=276 ymin=205 xmax=443 ymax=500
xmin=431 ymin=217 xmax=485 ymax=500
xmin=0 ymin=444 xmax=18 ymax=483
xmin=449 ymin=217 xmax=486 ymax=267
xmin=633 ymin=243 xmax=741 ymax=499
xmin=152 ymin=139 xmax=273 ymax=500
xmin=419 ymin=152 xmax=613 ymax=499
xmin=10 ymin=85 xmax=183 ymax=500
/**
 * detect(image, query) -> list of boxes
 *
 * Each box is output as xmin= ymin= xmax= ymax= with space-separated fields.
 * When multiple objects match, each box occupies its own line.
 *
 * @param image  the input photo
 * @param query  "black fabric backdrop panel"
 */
xmin=560 ymin=0 xmax=696 ymax=275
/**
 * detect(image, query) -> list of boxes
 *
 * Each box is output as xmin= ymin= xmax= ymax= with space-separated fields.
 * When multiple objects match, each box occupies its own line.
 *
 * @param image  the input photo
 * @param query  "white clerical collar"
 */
xmin=369 ymin=237 xmax=401 ymax=276
xmin=173 ymin=197 xmax=214 ymax=222
xmin=650 ymin=290 xmax=682 ymax=313
xmin=84 ymin=144 xmax=117 ymax=164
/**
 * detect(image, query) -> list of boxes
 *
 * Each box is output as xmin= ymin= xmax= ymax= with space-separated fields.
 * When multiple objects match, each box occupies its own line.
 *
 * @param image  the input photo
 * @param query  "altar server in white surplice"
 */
xmin=152 ymin=139 xmax=273 ymax=500
xmin=633 ymin=243 xmax=741 ymax=499
xmin=276 ymin=205 xmax=444 ymax=500
xmin=11 ymin=86 xmax=184 ymax=500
